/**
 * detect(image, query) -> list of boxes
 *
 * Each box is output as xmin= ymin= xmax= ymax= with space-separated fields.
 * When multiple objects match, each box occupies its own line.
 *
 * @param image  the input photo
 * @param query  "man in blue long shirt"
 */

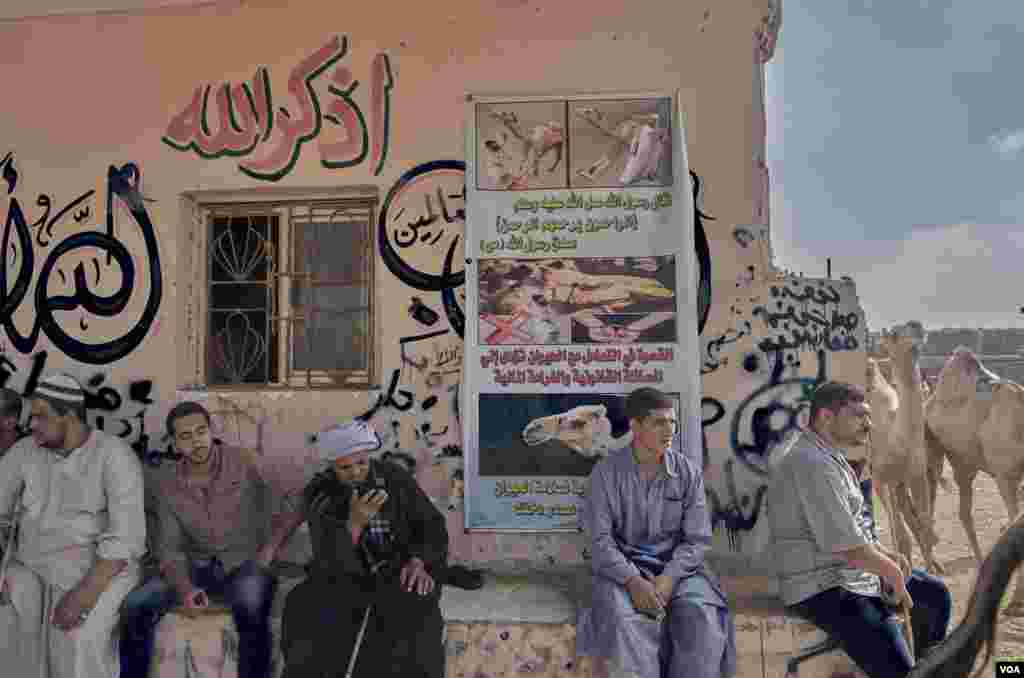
xmin=576 ymin=387 xmax=735 ymax=678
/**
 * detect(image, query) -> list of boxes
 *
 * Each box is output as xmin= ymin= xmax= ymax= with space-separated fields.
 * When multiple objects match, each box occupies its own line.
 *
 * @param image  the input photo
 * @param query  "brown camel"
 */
xmin=868 ymin=323 xmax=941 ymax=572
xmin=922 ymin=348 xmax=1024 ymax=615
xmin=978 ymin=379 xmax=1024 ymax=614
xmin=924 ymin=348 xmax=1000 ymax=567
xmin=907 ymin=509 xmax=1024 ymax=678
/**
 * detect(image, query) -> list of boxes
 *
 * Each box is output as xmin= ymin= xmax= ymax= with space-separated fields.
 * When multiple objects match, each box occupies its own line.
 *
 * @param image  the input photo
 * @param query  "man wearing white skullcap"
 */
xmin=0 ymin=372 xmax=146 ymax=678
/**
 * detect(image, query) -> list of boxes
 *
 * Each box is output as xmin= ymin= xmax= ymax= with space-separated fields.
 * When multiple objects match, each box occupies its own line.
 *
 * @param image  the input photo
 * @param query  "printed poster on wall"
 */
xmin=462 ymin=93 xmax=702 ymax=531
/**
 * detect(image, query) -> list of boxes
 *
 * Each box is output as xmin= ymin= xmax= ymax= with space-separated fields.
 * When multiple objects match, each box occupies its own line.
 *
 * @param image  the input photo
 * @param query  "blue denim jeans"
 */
xmin=119 ymin=558 xmax=277 ymax=678
xmin=788 ymin=569 xmax=952 ymax=678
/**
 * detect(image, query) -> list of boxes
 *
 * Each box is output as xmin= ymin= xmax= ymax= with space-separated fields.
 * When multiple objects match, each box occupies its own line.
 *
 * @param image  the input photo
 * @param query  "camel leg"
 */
xmin=995 ymin=475 xmax=1024 ymax=617
xmin=907 ymin=471 xmax=943 ymax=574
xmin=893 ymin=483 xmax=946 ymax=574
xmin=994 ymin=473 xmax=1022 ymax=530
xmin=925 ymin=438 xmax=946 ymax=524
xmin=882 ymin=483 xmax=914 ymax=569
xmin=953 ymin=466 xmax=984 ymax=563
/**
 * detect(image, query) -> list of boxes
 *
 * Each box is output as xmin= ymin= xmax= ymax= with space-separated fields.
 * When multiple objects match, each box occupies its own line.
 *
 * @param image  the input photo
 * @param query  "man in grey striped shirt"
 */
xmin=765 ymin=381 xmax=951 ymax=678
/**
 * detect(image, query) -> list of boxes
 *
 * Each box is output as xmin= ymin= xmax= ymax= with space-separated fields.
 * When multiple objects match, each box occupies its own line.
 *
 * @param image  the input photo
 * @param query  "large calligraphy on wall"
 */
xmin=0 ymin=155 xmax=162 ymax=364
xmin=162 ymin=35 xmax=394 ymax=182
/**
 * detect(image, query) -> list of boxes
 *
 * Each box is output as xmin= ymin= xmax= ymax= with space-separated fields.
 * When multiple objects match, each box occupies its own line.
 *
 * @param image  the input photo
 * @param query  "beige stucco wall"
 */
xmin=0 ymin=0 xmax=865 ymax=567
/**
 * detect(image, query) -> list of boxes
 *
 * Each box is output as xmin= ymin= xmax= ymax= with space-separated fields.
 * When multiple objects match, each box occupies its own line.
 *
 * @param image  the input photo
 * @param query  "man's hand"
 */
xmin=896 ymin=554 xmax=912 ymax=579
xmin=180 ymin=587 xmax=210 ymax=611
xmin=255 ymin=544 xmax=276 ymax=568
xmin=653 ymin=575 xmax=674 ymax=607
xmin=400 ymin=557 xmax=435 ymax=596
xmin=349 ymin=489 xmax=388 ymax=530
xmin=625 ymin=576 xmax=665 ymax=618
xmin=51 ymin=585 xmax=100 ymax=632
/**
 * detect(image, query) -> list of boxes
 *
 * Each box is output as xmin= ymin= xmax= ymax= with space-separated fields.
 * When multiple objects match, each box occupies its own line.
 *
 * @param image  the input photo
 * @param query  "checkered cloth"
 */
xmin=361 ymin=514 xmax=393 ymax=574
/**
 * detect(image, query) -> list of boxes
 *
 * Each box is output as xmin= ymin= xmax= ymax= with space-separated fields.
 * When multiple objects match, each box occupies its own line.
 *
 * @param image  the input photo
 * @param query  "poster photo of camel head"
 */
xmin=476 ymin=100 xmax=568 ymax=191
xmin=478 ymin=392 xmax=681 ymax=476
xmin=477 ymin=255 xmax=679 ymax=345
xmin=569 ymin=98 xmax=673 ymax=189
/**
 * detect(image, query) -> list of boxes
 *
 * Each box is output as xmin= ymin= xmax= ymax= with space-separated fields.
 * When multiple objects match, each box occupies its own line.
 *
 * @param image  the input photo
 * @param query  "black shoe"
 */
xmin=443 ymin=565 xmax=484 ymax=590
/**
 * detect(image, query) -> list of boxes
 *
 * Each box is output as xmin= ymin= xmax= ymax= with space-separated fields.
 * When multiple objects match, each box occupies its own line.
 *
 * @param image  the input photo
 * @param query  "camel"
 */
xmin=907 ymin=509 xmax=1024 ymax=678
xmin=572 ymin=106 xmax=667 ymax=184
xmin=867 ymin=322 xmax=942 ymax=572
xmin=926 ymin=350 xmax=1024 ymax=614
xmin=923 ymin=348 xmax=1024 ymax=616
xmin=924 ymin=348 xmax=1002 ymax=562
xmin=521 ymin=404 xmax=633 ymax=460
xmin=486 ymin=110 xmax=565 ymax=188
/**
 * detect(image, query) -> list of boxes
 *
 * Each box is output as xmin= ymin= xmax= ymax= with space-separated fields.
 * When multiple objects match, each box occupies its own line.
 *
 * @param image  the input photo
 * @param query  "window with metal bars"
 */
xmin=202 ymin=197 xmax=377 ymax=389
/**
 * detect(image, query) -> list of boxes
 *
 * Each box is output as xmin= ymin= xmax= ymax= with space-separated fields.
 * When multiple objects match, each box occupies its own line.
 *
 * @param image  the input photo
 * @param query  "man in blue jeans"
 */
xmin=765 ymin=381 xmax=952 ymax=678
xmin=120 ymin=402 xmax=301 ymax=678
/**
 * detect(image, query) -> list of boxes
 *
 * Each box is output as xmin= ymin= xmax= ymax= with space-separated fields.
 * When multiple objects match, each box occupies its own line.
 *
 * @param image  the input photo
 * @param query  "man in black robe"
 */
xmin=279 ymin=419 xmax=450 ymax=678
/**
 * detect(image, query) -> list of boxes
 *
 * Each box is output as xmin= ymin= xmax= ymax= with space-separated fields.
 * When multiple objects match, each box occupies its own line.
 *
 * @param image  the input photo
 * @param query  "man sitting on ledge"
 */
xmin=764 ymin=381 xmax=951 ymax=678
xmin=576 ymin=387 xmax=736 ymax=678
xmin=120 ymin=401 xmax=298 ymax=678
xmin=279 ymin=419 xmax=480 ymax=678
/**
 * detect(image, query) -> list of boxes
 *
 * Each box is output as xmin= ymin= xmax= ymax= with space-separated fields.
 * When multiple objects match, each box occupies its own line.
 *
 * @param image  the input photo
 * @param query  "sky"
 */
xmin=766 ymin=0 xmax=1024 ymax=332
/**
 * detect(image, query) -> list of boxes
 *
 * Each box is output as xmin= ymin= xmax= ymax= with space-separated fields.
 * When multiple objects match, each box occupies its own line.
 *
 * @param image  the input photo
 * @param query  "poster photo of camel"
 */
xmin=477 ymin=255 xmax=678 ymax=345
xmin=568 ymin=97 xmax=673 ymax=189
xmin=478 ymin=393 xmax=673 ymax=477
xmin=476 ymin=100 xmax=568 ymax=191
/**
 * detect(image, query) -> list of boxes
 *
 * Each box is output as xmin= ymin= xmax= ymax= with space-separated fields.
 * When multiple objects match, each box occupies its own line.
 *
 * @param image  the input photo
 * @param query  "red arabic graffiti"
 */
xmin=161 ymin=35 xmax=394 ymax=182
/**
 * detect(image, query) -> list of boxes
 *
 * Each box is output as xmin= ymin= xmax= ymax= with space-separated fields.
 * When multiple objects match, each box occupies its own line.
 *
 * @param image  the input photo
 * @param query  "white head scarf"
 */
xmin=310 ymin=419 xmax=382 ymax=468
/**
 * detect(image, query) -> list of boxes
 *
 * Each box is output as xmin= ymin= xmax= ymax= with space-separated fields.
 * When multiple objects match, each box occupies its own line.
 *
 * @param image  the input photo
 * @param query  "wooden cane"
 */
xmin=0 ymin=482 xmax=25 ymax=605
xmin=900 ymin=599 xmax=915 ymax=661
xmin=344 ymin=604 xmax=373 ymax=678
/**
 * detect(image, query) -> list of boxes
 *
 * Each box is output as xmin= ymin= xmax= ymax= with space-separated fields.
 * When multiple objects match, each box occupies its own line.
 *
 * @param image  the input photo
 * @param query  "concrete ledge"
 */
xmin=441 ymin=566 xmax=591 ymax=624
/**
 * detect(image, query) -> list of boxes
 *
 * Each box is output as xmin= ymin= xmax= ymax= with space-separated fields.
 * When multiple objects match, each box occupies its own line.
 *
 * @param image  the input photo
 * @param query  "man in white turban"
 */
xmin=0 ymin=372 xmax=146 ymax=678
xmin=279 ymin=418 xmax=477 ymax=678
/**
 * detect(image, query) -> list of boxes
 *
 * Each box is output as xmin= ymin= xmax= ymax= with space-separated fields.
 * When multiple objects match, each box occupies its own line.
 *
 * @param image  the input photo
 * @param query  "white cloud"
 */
xmin=814 ymin=223 xmax=1024 ymax=331
xmin=988 ymin=129 xmax=1024 ymax=157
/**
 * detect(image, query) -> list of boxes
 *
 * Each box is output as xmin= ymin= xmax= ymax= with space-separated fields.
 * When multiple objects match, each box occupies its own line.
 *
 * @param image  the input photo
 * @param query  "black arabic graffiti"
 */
xmin=753 ymin=282 xmax=860 ymax=353
xmin=0 ymin=153 xmax=17 ymax=195
xmin=392 ymin=186 xmax=466 ymax=248
xmin=691 ymin=170 xmax=713 ymax=336
xmin=701 ymin=396 xmax=726 ymax=471
xmin=29 ymin=190 xmax=95 ymax=248
xmin=707 ymin=459 xmax=768 ymax=551
xmin=701 ymin=320 xmax=752 ymax=375
xmin=0 ymin=161 xmax=162 ymax=364
xmin=729 ymin=349 xmax=829 ymax=476
xmin=378 ymin=160 xmax=466 ymax=338
xmin=732 ymin=227 xmax=755 ymax=248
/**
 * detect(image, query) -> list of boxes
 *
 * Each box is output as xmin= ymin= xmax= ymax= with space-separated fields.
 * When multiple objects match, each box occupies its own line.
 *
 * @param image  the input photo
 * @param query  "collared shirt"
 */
xmin=0 ymin=430 xmax=146 ymax=590
xmin=148 ymin=442 xmax=273 ymax=573
xmin=765 ymin=430 xmax=880 ymax=605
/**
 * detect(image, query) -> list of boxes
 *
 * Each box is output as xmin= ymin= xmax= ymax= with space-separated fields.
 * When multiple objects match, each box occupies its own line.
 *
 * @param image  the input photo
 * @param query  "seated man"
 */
xmin=0 ymin=372 xmax=146 ymax=678
xmin=576 ymin=387 xmax=736 ymax=678
xmin=120 ymin=401 xmax=297 ymax=678
xmin=279 ymin=419 xmax=450 ymax=678
xmin=0 ymin=387 xmax=25 ymax=458
xmin=765 ymin=381 xmax=952 ymax=678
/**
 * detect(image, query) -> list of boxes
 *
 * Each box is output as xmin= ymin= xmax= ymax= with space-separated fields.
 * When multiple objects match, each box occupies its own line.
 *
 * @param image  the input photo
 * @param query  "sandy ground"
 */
xmin=874 ymin=466 xmax=1024 ymax=672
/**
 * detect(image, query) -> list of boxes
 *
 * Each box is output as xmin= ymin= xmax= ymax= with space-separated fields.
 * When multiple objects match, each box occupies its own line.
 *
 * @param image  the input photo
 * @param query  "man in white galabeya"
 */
xmin=0 ymin=372 xmax=146 ymax=678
